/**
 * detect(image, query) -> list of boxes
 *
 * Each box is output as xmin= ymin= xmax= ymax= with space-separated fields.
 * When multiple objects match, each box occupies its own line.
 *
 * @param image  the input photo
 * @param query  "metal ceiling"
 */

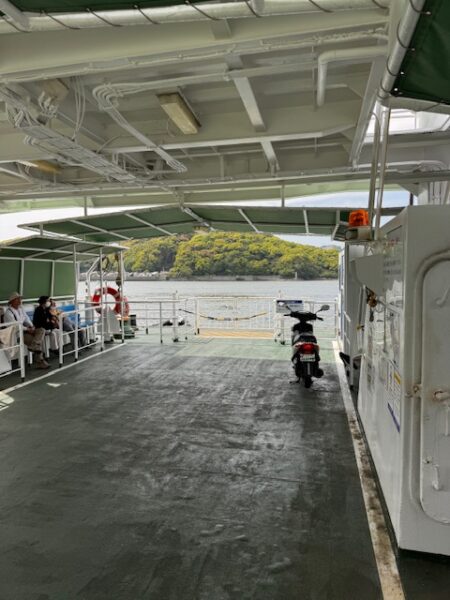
xmin=0 ymin=1 xmax=447 ymax=213
xmin=20 ymin=204 xmax=403 ymax=242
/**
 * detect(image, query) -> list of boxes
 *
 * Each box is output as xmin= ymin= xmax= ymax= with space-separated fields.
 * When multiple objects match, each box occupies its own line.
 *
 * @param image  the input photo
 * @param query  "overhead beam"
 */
xmin=70 ymin=219 xmax=131 ymax=240
xmin=239 ymin=209 xmax=260 ymax=233
xmin=106 ymin=102 xmax=360 ymax=152
xmin=210 ymin=19 xmax=232 ymax=40
xmin=260 ymin=140 xmax=280 ymax=173
xmin=0 ymin=12 xmax=389 ymax=82
xmin=124 ymin=212 xmax=174 ymax=236
xmin=0 ymin=1 xmax=29 ymax=30
xmin=180 ymin=206 xmax=214 ymax=230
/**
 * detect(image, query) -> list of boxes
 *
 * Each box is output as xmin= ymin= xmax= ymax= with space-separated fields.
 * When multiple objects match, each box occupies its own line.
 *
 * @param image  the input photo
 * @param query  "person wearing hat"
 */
xmin=3 ymin=292 xmax=49 ymax=369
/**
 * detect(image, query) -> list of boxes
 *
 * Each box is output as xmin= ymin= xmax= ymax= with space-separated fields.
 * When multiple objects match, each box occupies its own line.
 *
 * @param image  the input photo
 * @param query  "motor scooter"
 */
xmin=289 ymin=304 xmax=329 ymax=388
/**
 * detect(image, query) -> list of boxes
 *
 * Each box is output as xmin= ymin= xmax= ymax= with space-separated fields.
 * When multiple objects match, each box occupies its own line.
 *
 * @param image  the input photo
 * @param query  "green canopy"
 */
xmin=0 ymin=234 xmax=125 ymax=262
xmin=393 ymin=0 xmax=450 ymax=106
xmin=21 ymin=205 xmax=402 ymax=243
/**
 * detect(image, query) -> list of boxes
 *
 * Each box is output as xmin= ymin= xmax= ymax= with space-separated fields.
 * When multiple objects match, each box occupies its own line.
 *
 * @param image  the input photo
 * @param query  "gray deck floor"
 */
xmin=0 ymin=339 xmax=382 ymax=599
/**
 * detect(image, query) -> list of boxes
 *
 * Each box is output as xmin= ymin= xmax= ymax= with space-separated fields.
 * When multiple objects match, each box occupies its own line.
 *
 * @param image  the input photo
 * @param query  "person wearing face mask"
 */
xmin=33 ymin=295 xmax=61 ymax=355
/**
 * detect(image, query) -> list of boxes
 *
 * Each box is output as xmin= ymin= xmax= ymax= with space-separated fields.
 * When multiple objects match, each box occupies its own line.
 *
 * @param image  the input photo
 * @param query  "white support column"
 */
xmin=73 ymin=244 xmax=79 ymax=362
xmin=19 ymin=259 xmax=24 ymax=296
xmin=50 ymin=261 xmax=55 ymax=298
xmin=119 ymin=251 xmax=125 ymax=344
xmin=99 ymin=249 xmax=105 ymax=351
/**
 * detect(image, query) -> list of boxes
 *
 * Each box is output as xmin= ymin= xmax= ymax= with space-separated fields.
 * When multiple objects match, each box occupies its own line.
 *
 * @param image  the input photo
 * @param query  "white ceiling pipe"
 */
xmin=317 ymin=43 xmax=387 ymax=106
xmin=378 ymin=0 xmax=426 ymax=104
xmin=0 ymin=0 xmax=390 ymax=34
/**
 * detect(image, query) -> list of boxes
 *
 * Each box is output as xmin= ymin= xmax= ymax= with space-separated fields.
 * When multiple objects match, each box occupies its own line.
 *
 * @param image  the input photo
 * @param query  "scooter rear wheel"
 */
xmin=303 ymin=376 xmax=312 ymax=388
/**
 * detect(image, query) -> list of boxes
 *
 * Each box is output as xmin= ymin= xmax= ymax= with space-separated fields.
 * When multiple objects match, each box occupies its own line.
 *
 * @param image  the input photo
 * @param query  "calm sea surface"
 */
xmin=80 ymin=279 xmax=338 ymax=301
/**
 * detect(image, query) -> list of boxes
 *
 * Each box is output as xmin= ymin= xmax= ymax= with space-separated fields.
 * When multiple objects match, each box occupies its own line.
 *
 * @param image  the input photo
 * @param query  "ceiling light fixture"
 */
xmin=157 ymin=93 xmax=200 ymax=135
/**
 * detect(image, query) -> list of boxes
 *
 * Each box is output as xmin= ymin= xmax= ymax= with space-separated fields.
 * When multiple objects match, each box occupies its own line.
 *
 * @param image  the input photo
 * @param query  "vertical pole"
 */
xmin=50 ymin=261 xmax=55 ymax=298
xmin=367 ymin=105 xmax=382 ymax=228
xmin=172 ymin=291 xmax=178 ymax=342
xmin=374 ymin=106 xmax=391 ymax=241
xmin=73 ymin=244 xmax=79 ymax=362
xmin=58 ymin=312 xmax=63 ymax=367
xmin=120 ymin=251 xmax=125 ymax=344
xmin=159 ymin=302 xmax=163 ymax=344
xmin=99 ymin=249 xmax=104 ymax=351
xmin=20 ymin=259 xmax=24 ymax=296
xmin=195 ymin=298 xmax=200 ymax=335
xmin=18 ymin=324 xmax=25 ymax=382
xmin=145 ymin=302 xmax=149 ymax=335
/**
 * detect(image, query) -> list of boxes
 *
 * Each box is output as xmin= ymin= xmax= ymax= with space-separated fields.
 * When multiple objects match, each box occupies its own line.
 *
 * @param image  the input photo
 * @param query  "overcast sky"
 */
xmin=0 ymin=190 xmax=409 ymax=247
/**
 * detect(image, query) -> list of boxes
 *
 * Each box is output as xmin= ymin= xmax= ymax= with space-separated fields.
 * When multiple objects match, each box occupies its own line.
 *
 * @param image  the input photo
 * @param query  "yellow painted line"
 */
xmin=333 ymin=341 xmax=405 ymax=600
xmin=199 ymin=329 xmax=273 ymax=339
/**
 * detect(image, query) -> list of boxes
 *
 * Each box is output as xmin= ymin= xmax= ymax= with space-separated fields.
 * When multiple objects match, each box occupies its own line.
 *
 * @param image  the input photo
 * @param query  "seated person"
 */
xmin=49 ymin=298 xmax=87 ymax=348
xmin=33 ymin=295 xmax=60 ymax=353
xmin=3 ymin=292 xmax=49 ymax=369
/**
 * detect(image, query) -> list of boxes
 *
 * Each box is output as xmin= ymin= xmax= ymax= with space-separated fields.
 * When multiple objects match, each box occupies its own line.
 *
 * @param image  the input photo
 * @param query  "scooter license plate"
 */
xmin=299 ymin=354 xmax=315 ymax=362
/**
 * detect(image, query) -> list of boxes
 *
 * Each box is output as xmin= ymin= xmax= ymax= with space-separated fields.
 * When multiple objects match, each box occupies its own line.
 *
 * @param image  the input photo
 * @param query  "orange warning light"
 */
xmin=348 ymin=209 xmax=369 ymax=228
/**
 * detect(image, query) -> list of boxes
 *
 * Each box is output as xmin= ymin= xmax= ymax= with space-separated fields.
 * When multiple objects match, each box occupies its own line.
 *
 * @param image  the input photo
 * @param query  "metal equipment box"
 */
xmin=356 ymin=206 xmax=450 ymax=555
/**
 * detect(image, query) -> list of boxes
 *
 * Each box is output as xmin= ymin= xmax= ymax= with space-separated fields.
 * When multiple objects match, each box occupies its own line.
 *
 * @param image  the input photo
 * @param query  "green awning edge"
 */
xmin=393 ymin=0 xmax=450 ymax=106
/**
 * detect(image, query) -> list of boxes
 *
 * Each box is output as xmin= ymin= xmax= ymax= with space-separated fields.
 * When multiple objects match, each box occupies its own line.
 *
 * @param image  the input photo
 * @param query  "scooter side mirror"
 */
xmin=318 ymin=304 xmax=330 ymax=312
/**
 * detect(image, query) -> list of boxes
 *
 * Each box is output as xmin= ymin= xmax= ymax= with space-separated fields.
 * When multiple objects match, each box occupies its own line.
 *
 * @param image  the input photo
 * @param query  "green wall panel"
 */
xmin=393 ymin=0 xmax=450 ymax=105
xmin=10 ymin=1 xmax=212 ymax=13
xmin=54 ymin=262 xmax=75 ymax=297
xmin=0 ymin=259 xmax=21 ymax=302
xmin=23 ymin=261 xmax=52 ymax=300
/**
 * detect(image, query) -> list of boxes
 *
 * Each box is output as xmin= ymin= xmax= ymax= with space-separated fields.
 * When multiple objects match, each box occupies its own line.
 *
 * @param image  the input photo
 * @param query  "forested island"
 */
xmin=123 ymin=232 xmax=339 ymax=280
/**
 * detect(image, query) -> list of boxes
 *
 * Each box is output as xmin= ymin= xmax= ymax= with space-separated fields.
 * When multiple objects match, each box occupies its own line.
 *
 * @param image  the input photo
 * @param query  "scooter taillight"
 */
xmin=297 ymin=342 xmax=315 ymax=354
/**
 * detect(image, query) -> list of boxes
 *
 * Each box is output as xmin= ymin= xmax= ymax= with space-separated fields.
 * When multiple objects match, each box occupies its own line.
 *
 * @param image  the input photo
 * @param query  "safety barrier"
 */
xmin=0 ymin=295 xmax=338 ymax=382
xmin=275 ymin=299 xmax=338 ymax=345
xmin=57 ymin=306 xmax=98 ymax=366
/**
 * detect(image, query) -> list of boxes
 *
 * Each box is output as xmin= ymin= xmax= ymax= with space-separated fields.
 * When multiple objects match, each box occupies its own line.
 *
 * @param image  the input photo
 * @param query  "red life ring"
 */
xmin=91 ymin=287 xmax=130 ymax=317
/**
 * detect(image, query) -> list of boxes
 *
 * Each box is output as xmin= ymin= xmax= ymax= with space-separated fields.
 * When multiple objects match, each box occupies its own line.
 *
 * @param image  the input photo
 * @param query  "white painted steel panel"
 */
xmin=420 ymin=261 xmax=450 ymax=523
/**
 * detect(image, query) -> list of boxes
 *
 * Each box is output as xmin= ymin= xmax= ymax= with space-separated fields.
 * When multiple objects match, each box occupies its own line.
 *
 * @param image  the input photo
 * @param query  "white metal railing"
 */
xmin=122 ymin=296 xmax=197 ymax=342
xmin=275 ymin=299 xmax=338 ymax=345
xmin=0 ymin=322 xmax=25 ymax=382
xmin=193 ymin=295 xmax=276 ymax=335
xmin=0 ymin=295 xmax=338 ymax=382
xmin=57 ymin=307 xmax=98 ymax=366
xmin=128 ymin=295 xmax=338 ymax=342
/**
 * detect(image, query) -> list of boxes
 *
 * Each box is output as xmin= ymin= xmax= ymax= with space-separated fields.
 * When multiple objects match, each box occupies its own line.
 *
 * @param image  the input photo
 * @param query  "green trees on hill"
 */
xmin=124 ymin=232 xmax=339 ymax=279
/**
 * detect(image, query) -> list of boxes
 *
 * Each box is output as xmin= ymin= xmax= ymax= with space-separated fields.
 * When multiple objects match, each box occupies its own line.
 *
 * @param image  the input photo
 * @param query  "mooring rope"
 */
xmin=180 ymin=308 xmax=268 ymax=322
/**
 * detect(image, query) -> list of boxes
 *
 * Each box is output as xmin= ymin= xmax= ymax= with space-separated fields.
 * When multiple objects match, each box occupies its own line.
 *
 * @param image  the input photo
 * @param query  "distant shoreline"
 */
xmin=80 ymin=274 xmax=336 ymax=282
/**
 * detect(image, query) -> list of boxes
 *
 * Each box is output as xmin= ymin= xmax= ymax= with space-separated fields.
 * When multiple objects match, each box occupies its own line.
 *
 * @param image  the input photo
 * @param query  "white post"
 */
xmin=120 ymin=251 xmax=125 ymax=344
xmin=99 ymin=249 xmax=105 ymax=351
xmin=73 ymin=244 xmax=79 ymax=362
xmin=172 ymin=292 xmax=179 ymax=342
xmin=278 ymin=290 xmax=285 ymax=345
xmin=18 ymin=324 xmax=25 ymax=381
xmin=195 ymin=298 xmax=200 ymax=335
xmin=58 ymin=312 xmax=64 ymax=367
xmin=159 ymin=302 xmax=163 ymax=344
